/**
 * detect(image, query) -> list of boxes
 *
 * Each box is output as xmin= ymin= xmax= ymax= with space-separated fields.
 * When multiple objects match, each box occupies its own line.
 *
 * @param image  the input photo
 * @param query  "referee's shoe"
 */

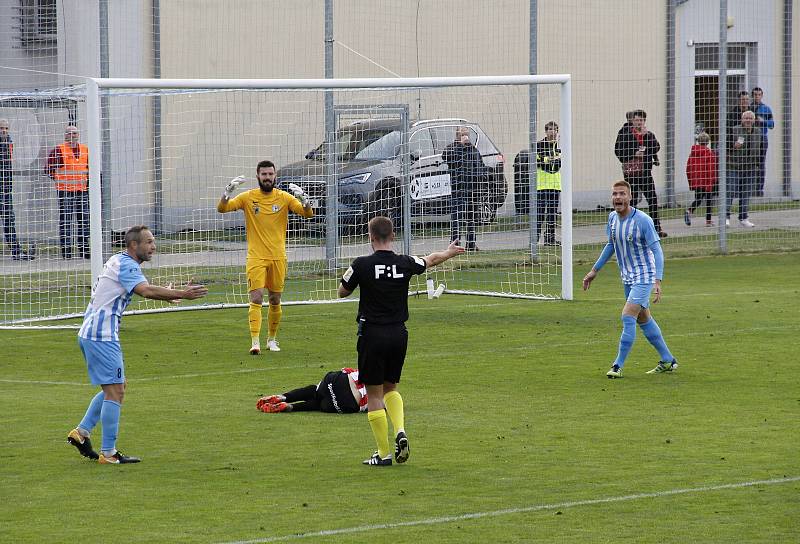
xmin=363 ymin=451 xmax=392 ymax=466
xmin=394 ymin=431 xmax=410 ymax=463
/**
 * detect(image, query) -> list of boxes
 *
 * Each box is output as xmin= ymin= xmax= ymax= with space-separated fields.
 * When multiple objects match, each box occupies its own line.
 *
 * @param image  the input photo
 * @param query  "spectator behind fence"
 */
xmin=727 ymin=111 xmax=761 ymax=228
xmin=0 ymin=119 xmax=33 ymax=260
xmin=684 ymin=132 xmax=718 ymax=227
xmin=47 ymin=125 xmax=90 ymax=259
xmin=534 ymin=121 xmax=562 ymax=246
xmin=442 ymin=125 xmax=488 ymax=251
xmin=614 ymin=109 xmax=666 ymax=238
xmin=750 ymin=87 xmax=774 ymax=197
xmin=726 ymin=91 xmax=752 ymax=152
xmin=615 ymin=110 xmax=634 ymax=142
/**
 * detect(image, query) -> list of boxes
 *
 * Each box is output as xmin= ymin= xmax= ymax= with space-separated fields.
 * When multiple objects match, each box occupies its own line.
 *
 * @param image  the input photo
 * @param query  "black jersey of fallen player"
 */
xmin=340 ymin=250 xmax=427 ymax=325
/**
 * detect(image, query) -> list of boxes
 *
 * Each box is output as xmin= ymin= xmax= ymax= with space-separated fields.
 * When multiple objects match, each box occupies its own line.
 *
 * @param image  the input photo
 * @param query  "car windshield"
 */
xmin=352 ymin=129 xmax=400 ymax=160
xmin=310 ymin=128 xmax=399 ymax=161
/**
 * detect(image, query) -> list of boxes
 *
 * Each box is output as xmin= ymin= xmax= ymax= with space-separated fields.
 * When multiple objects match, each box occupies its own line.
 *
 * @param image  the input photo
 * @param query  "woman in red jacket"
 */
xmin=684 ymin=132 xmax=718 ymax=227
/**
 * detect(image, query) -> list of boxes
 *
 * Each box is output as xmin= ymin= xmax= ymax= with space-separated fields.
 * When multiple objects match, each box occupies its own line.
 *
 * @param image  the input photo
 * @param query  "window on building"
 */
xmin=695 ymin=44 xmax=747 ymax=71
xmin=14 ymin=0 xmax=57 ymax=47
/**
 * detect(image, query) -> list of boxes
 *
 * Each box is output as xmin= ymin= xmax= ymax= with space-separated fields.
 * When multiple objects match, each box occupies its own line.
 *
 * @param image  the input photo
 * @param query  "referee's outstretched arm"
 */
xmin=423 ymin=240 xmax=465 ymax=267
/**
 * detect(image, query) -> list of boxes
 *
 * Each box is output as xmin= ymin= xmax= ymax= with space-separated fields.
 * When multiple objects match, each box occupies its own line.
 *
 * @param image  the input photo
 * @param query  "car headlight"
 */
xmin=339 ymin=173 xmax=372 ymax=185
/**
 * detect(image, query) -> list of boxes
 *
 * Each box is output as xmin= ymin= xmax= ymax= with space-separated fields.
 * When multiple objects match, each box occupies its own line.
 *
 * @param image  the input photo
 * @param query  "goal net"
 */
xmin=0 ymin=75 xmax=572 ymax=326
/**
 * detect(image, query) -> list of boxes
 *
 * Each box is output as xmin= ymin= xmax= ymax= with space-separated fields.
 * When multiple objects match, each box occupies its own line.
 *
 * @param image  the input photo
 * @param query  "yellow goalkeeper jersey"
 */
xmin=218 ymin=188 xmax=313 ymax=260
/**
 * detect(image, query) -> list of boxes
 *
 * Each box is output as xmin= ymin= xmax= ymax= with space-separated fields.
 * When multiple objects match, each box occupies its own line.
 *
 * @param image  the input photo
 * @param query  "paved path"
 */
xmin=2 ymin=208 xmax=798 ymax=273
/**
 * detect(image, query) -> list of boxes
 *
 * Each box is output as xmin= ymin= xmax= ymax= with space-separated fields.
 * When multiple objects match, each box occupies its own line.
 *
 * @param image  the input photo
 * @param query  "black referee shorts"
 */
xmin=357 ymin=323 xmax=408 ymax=386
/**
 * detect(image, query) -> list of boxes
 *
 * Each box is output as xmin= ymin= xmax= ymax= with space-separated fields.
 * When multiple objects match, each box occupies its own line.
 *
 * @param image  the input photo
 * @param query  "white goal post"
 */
xmin=2 ymin=74 xmax=573 ymax=326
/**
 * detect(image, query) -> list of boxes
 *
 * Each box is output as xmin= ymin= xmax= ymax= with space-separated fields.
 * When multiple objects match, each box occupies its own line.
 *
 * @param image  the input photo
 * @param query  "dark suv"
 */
xmin=277 ymin=118 xmax=506 ymax=230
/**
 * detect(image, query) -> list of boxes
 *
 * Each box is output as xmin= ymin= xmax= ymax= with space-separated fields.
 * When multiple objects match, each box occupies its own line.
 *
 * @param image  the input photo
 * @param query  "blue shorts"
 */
xmin=623 ymin=283 xmax=653 ymax=308
xmin=78 ymin=337 xmax=125 ymax=385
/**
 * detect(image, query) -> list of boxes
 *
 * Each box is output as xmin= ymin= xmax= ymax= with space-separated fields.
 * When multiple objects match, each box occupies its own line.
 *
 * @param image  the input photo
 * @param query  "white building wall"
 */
xmin=155 ymin=0 xmax=668 ymax=215
xmin=59 ymin=0 xmax=155 ymax=231
xmin=675 ymin=0 xmax=781 ymax=197
xmin=0 ymin=1 xmax=58 ymax=90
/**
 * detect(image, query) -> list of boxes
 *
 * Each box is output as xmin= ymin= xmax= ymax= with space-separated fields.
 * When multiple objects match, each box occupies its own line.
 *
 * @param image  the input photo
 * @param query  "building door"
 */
xmin=693 ymin=43 xmax=749 ymax=146
xmin=694 ymin=74 xmax=745 ymax=146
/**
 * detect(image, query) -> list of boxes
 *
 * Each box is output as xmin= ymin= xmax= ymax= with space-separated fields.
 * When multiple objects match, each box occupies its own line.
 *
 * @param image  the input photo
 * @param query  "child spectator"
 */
xmin=684 ymin=132 xmax=718 ymax=227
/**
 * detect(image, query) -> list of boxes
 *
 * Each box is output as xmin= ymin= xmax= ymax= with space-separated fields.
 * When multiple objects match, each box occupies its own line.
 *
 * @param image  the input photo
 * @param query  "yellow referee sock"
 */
xmin=248 ymin=303 xmax=262 ymax=340
xmin=383 ymin=390 xmax=405 ymax=435
xmin=267 ymin=303 xmax=282 ymax=339
xmin=367 ymin=409 xmax=390 ymax=458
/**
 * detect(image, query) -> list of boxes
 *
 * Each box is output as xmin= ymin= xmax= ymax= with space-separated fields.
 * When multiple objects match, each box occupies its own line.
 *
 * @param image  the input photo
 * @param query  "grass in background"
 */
xmin=1 ymin=253 xmax=799 ymax=543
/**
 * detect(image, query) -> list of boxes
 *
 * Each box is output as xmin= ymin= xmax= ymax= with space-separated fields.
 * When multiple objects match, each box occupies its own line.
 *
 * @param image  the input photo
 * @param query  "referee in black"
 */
xmin=338 ymin=216 xmax=464 ymax=466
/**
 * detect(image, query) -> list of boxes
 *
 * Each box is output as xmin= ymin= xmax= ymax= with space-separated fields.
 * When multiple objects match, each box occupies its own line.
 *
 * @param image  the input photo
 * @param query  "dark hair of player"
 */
xmin=125 ymin=225 xmax=151 ymax=246
xmin=256 ymin=159 xmax=276 ymax=172
xmin=368 ymin=216 xmax=394 ymax=243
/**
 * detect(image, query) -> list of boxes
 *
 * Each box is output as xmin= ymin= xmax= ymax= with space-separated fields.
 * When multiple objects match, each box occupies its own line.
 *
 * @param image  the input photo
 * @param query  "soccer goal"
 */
xmin=0 ymin=75 xmax=572 ymax=326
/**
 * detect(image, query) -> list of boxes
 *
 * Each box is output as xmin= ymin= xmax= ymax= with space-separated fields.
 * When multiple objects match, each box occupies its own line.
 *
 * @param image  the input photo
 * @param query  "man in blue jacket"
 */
xmin=750 ymin=87 xmax=774 ymax=197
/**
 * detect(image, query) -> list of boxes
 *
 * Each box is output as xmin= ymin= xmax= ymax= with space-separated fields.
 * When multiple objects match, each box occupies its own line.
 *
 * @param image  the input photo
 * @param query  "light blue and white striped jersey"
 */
xmin=78 ymin=252 xmax=147 ymax=342
xmin=606 ymin=208 xmax=660 ymax=285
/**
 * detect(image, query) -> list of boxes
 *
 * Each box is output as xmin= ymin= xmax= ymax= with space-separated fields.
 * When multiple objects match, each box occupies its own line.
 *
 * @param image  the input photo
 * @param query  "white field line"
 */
xmin=1 ymin=322 xmax=796 ymax=387
xmin=0 ymin=378 xmax=87 ymax=386
xmin=217 ymin=476 xmax=800 ymax=544
xmin=0 ymin=362 xmax=338 ymax=387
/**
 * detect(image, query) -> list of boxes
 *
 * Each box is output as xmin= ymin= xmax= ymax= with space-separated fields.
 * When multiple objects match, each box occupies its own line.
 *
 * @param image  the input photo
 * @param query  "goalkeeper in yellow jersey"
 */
xmin=217 ymin=160 xmax=313 ymax=354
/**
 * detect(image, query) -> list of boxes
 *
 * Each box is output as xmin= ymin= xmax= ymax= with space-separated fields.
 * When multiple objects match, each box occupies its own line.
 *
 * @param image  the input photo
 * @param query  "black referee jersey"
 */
xmin=340 ymin=249 xmax=427 ymax=325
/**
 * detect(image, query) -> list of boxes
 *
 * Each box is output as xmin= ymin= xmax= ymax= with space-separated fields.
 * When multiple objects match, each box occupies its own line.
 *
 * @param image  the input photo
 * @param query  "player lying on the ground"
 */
xmin=256 ymin=367 xmax=367 ymax=414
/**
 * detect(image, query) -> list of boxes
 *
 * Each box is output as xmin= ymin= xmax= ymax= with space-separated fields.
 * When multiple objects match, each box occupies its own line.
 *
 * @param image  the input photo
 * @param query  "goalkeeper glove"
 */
xmin=288 ymin=182 xmax=310 ymax=207
xmin=223 ymin=175 xmax=247 ymax=198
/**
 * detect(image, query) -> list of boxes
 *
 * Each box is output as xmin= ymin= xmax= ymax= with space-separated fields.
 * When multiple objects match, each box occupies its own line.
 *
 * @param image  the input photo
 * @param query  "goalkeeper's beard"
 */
xmin=258 ymin=179 xmax=275 ymax=193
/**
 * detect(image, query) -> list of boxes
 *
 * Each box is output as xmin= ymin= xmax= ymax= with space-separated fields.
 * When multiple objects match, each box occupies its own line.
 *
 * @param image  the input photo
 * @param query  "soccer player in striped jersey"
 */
xmin=67 ymin=225 xmax=208 ymax=463
xmin=217 ymin=160 xmax=314 ymax=355
xmin=582 ymin=180 xmax=678 ymax=378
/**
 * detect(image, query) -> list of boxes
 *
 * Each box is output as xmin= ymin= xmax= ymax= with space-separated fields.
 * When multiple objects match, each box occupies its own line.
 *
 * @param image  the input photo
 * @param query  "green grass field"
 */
xmin=1 ymin=252 xmax=799 ymax=543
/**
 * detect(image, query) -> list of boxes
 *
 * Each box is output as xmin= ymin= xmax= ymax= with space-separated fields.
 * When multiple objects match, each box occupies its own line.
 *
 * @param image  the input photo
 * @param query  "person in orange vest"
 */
xmin=47 ymin=125 xmax=89 ymax=259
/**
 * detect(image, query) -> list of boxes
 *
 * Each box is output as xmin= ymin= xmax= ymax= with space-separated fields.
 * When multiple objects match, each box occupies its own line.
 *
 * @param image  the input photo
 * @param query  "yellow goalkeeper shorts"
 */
xmin=246 ymin=258 xmax=287 ymax=293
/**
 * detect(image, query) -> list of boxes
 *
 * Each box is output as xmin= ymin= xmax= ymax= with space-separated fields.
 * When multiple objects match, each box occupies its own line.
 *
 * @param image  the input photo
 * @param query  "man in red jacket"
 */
xmin=684 ymin=132 xmax=718 ymax=227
